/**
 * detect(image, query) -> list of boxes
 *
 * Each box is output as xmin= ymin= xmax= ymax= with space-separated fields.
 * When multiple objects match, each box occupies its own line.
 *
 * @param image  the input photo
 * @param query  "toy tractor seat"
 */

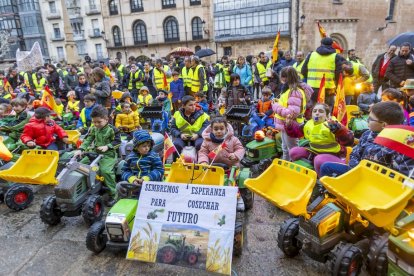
xmin=140 ymin=106 xmax=164 ymax=119
xmin=320 ymin=160 xmax=414 ymax=230
xmin=244 ymin=159 xmax=317 ymax=216
xmin=225 ymin=105 xmax=252 ymax=123
xmin=65 ymin=130 xmax=81 ymax=145
xmin=0 ymin=150 xmax=59 ymax=185
xmin=165 ymin=162 xmax=225 ymax=186
xmin=346 ymin=105 xmax=359 ymax=120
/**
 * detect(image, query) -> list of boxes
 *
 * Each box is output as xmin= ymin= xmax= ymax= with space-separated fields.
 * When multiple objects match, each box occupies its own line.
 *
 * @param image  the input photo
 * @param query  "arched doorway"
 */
xmin=330 ymin=33 xmax=348 ymax=53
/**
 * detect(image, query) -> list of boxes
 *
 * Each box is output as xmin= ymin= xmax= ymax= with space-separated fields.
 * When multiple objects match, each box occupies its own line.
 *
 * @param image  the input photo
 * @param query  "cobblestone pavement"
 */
xmin=0 ymin=185 xmax=334 ymax=276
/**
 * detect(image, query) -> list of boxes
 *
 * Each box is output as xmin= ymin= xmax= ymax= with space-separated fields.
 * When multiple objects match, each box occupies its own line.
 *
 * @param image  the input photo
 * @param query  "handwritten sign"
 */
xmin=127 ymin=181 xmax=238 ymax=275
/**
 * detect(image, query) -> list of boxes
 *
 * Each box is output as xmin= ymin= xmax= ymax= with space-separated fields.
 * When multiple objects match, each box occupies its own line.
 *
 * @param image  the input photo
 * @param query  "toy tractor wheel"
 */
xmin=186 ymin=252 xmax=198 ymax=265
xmin=82 ymin=195 xmax=104 ymax=226
xmin=277 ymin=218 xmax=302 ymax=257
xmin=366 ymin=235 xmax=388 ymax=276
xmin=233 ymin=212 xmax=244 ymax=257
xmin=0 ymin=188 xmax=5 ymax=203
xmin=240 ymin=188 xmax=254 ymax=211
xmin=86 ymin=221 xmax=107 ymax=253
xmin=328 ymin=242 xmax=363 ymax=276
xmin=4 ymin=184 xmax=34 ymax=211
xmin=40 ymin=195 xmax=62 ymax=225
xmin=157 ymin=245 xmax=178 ymax=264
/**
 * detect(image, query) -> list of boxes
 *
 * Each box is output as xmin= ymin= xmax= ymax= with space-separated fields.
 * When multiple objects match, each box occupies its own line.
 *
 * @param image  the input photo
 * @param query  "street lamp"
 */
xmin=202 ymin=20 xmax=209 ymax=35
xmin=295 ymin=14 xmax=306 ymax=52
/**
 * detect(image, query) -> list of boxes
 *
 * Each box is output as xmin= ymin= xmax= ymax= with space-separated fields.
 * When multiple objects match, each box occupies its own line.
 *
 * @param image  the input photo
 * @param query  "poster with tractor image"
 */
xmin=127 ymin=181 xmax=238 ymax=275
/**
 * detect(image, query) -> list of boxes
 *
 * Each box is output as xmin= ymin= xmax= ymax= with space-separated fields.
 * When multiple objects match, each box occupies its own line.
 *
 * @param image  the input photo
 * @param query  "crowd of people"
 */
xmin=0 ymin=37 xmax=414 ymax=204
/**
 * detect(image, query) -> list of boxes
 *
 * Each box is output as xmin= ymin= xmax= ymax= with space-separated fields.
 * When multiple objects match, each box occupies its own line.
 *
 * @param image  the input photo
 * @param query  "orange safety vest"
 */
xmin=257 ymin=100 xmax=273 ymax=117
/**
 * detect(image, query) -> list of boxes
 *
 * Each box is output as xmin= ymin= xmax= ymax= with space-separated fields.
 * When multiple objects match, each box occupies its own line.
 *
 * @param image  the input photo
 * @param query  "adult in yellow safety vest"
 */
xmin=190 ymin=56 xmax=208 ymax=95
xmin=255 ymin=52 xmax=272 ymax=86
xmin=127 ymin=63 xmax=144 ymax=102
xmin=153 ymin=59 xmax=171 ymax=91
xmin=293 ymin=51 xmax=305 ymax=80
xmin=347 ymin=49 xmax=363 ymax=65
xmin=170 ymin=95 xmax=210 ymax=155
xmin=220 ymin=56 xmax=232 ymax=84
xmin=301 ymin=37 xmax=346 ymax=108
xmin=343 ymin=61 xmax=372 ymax=104
xmin=180 ymin=57 xmax=193 ymax=95
xmin=32 ymin=71 xmax=46 ymax=98
xmin=114 ymin=58 xmax=126 ymax=89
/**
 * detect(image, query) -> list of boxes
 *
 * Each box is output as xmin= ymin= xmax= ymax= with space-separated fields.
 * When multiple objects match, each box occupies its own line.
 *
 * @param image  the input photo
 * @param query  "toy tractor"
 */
xmin=348 ymin=111 xmax=368 ymax=138
xmin=40 ymin=152 xmax=106 ymax=226
xmin=225 ymin=105 xmax=251 ymax=140
xmin=86 ymin=163 xmax=248 ymax=257
xmin=140 ymin=105 xmax=168 ymax=133
xmin=157 ymin=233 xmax=200 ymax=265
xmin=0 ymin=149 xmax=60 ymax=211
xmin=245 ymin=159 xmax=414 ymax=275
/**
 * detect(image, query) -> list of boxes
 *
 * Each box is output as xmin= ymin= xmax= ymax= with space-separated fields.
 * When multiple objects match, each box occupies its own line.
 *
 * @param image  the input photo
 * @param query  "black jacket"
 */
xmin=385 ymin=53 xmax=414 ymax=88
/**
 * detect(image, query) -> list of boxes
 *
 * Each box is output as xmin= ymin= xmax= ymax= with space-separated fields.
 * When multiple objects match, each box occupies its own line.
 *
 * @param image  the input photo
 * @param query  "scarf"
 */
xmin=210 ymin=132 xmax=225 ymax=144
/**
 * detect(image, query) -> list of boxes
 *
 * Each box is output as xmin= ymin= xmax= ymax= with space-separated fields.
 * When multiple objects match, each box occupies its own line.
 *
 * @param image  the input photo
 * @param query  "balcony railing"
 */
xmin=46 ymin=10 xmax=61 ymax=20
xmin=85 ymin=4 xmax=101 ymax=15
xmin=89 ymin=29 xmax=102 ymax=38
xmin=73 ymin=31 xmax=85 ymax=40
xmin=68 ymin=6 xmax=81 ymax=18
xmin=50 ymin=33 xmax=64 ymax=41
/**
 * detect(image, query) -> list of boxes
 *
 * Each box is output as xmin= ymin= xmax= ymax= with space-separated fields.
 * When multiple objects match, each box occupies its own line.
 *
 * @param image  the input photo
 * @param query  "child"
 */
xmin=357 ymin=83 xmax=379 ymax=114
xmin=195 ymin=92 xmax=208 ymax=113
xmin=381 ymin=88 xmax=409 ymax=123
xmin=0 ymin=103 xmax=12 ymax=119
xmin=66 ymin=90 xmax=80 ymax=118
xmin=218 ymin=87 xmax=227 ymax=109
xmin=409 ymin=96 xmax=414 ymax=126
xmin=77 ymin=94 xmax=98 ymax=133
xmin=91 ymin=68 xmax=111 ymax=108
xmin=75 ymin=73 xmax=91 ymax=110
xmin=74 ymin=106 xmax=121 ymax=204
xmin=115 ymin=102 xmax=140 ymax=134
xmin=153 ymin=90 xmax=172 ymax=114
xmin=320 ymin=101 xmax=411 ymax=177
xmin=0 ymin=98 xmax=30 ymax=142
xmin=255 ymin=87 xmax=274 ymax=127
xmin=286 ymin=103 xmax=354 ymax=176
xmin=171 ymin=95 xmax=210 ymax=156
xmin=54 ymin=98 xmax=64 ymax=118
xmin=226 ymin=73 xmax=250 ymax=108
xmin=170 ymin=71 xmax=184 ymax=112
xmin=21 ymin=107 xmax=69 ymax=150
xmin=198 ymin=117 xmax=245 ymax=167
xmin=121 ymin=129 xmax=164 ymax=187
xmin=137 ymin=86 xmax=153 ymax=107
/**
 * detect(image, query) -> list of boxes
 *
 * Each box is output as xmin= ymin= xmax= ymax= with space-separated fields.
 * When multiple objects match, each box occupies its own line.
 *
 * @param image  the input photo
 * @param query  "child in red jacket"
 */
xmin=21 ymin=107 xmax=69 ymax=150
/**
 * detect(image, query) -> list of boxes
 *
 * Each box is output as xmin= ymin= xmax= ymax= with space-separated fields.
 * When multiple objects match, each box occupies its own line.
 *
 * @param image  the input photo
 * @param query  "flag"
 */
xmin=103 ymin=64 xmax=115 ymax=85
xmin=272 ymin=30 xmax=280 ymax=63
xmin=317 ymin=21 xmax=344 ymax=53
xmin=207 ymin=141 xmax=227 ymax=160
xmin=3 ymin=78 xmax=12 ymax=94
xmin=163 ymin=73 xmax=168 ymax=90
xmin=40 ymin=85 xmax=59 ymax=114
xmin=317 ymin=74 xmax=326 ymax=103
xmin=333 ymin=73 xmax=347 ymax=126
xmin=163 ymin=133 xmax=176 ymax=163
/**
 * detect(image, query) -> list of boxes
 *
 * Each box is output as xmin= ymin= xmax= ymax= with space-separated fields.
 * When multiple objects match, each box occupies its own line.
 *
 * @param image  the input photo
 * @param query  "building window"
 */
xmin=191 ymin=17 xmax=203 ymax=40
xmin=53 ymin=23 xmax=61 ymax=38
xmin=195 ymin=45 xmax=201 ymax=52
xmin=109 ymin=0 xmax=118 ymax=15
xmin=133 ymin=20 xmax=147 ymax=45
xmin=130 ymin=0 xmax=143 ymax=12
xmin=224 ymin=46 xmax=232 ymax=56
xmin=57 ymin=46 xmax=64 ymax=60
xmin=76 ymin=41 xmax=87 ymax=55
xmin=49 ymin=1 xmax=57 ymax=13
xmin=162 ymin=0 xmax=176 ymax=9
xmin=163 ymin=16 xmax=179 ymax=42
xmin=96 ymin=43 xmax=103 ymax=59
xmin=19 ymin=0 xmax=40 ymax=12
xmin=190 ymin=0 xmax=201 ymax=5
xmin=112 ymin=26 xmax=122 ymax=46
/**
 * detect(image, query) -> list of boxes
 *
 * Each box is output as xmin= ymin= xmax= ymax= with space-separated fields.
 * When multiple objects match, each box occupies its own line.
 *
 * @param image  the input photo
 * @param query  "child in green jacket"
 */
xmin=74 ymin=106 xmax=121 ymax=205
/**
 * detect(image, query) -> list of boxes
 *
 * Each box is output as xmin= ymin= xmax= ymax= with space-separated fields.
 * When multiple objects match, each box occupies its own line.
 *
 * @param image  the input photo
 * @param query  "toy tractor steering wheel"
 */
xmin=117 ymin=181 xmax=141 ymax=198
xmin=83 ymin=152 xmax=99 ymax=160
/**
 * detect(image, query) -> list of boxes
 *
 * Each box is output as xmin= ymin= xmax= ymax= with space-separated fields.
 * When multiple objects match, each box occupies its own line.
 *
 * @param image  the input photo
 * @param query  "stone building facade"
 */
xmin=294 ymin=0 xmax=414 ymax=68
xmin=102 ymin=0 xmax=214 ymax=63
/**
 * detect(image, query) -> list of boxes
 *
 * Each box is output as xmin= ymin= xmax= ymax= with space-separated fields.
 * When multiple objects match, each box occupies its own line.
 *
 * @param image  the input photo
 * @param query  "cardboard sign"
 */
xmin=127 ymin=181 xmax=238 ymax=275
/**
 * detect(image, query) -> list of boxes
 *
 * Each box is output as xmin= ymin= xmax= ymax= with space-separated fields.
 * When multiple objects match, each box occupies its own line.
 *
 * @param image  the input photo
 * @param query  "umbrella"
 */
xmin=388 ymin=32 xmax=414 ymax=46
xmin=194 ymin=48 xmax=216 ymax=58
xmin=168 ymin=47 xmax=194 ymax=57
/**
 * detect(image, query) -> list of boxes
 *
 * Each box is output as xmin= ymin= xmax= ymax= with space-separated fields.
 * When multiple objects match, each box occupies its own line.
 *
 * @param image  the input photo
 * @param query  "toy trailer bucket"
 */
xmin=140 ymin=106 xmax=164 ymax=119
xmin=65 ymin=130 xmax=81 ymax=145
xmin=0 ymin=136 xmax=13 ymax=161
xmin=165 ymin=162 xmax=225 ymax=186
xmin=225 ymin=105 xmax=252 ymax=123
xmin=320 ymin=160 xmax=414 ymax=230
xmin=0 ymin=150 xmax=59 ymax=185
xmin=244 ymin=159 xmax=317 ymax=216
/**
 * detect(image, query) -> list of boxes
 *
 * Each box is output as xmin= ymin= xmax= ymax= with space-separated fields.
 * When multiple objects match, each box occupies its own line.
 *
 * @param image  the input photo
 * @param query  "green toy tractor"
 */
xmin=241 ymin=136 xmax=281 ymax=168
xmin=157 ymin=233 xmax=200 ymax=265
xmin=348 ymin=111 xmax=368 ymax=138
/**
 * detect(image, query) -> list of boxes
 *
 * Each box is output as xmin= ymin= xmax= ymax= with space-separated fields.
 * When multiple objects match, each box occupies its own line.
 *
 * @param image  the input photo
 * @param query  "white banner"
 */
xmin=127 ymin=181 xmax=238 ymax=275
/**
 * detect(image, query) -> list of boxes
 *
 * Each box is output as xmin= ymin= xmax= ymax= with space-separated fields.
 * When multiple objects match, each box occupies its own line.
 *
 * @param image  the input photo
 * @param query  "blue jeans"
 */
xmin=319 ymin=162 xmax=351 ymax=177
xmin=46 ymin=142 xmax=59 ymax=151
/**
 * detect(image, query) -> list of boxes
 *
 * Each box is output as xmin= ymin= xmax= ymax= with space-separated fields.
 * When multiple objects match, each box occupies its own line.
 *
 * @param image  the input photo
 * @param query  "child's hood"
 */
xmin=202 ymin=123 xmax=235 ymax=141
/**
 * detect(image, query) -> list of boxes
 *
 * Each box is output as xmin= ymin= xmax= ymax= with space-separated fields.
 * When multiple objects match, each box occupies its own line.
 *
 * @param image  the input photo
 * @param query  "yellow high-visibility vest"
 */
xmin=274 ymin=88 xmax=307 ymax=124
xmin=180 ymin=66 xmax=193 ymax=89
xmin=190 ymin=64 xmax=208 ymax=93
xmin=303 ymin=119 xmax=341 ymax=153
xmin=153 ymin=65 xmax=170 ymax=90
xmin=256 ymin=60 xmax=272 ymax=82
xmin=293 ymin=61 xmax=305 ymax=79
xmin=128 ymin=70 xmax=144 ymax=90
xmin=173 ymin=111 xmax=209 ymax=135
xmin=307 ymin=52 xmax=336 ymax=89
xmin=32 ymin=74 xmax=46 ymax=93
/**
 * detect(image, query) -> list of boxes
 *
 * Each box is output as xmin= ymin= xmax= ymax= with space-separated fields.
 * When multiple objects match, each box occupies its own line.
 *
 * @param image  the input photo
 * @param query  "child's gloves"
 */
xmin=327 ymin=120 xmax=341 ymax=133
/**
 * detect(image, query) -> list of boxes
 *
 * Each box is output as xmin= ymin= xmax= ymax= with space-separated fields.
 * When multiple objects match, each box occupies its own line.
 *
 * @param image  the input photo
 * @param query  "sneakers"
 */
xmin=237 ymin=196 xmax=245 ymax=212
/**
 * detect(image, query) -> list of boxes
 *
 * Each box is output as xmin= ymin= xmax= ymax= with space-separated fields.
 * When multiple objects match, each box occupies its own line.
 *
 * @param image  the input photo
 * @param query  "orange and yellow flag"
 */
xmin=103 ymin=64 xmax=115 ymax=85
xmin=41 ymin=85 xmax=60 ymax=115
xmin=317 ymin=74 xmax=326 ymax=104
xmin=333 ymin=73 xmax=347 ymax=126
xmin=272 ymin=30 xmax=280 ymax=63
xmin=163 ymin=133 xmax=176 ymax=164
xmin=317 ymin=21 xmax=344 ymax=53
